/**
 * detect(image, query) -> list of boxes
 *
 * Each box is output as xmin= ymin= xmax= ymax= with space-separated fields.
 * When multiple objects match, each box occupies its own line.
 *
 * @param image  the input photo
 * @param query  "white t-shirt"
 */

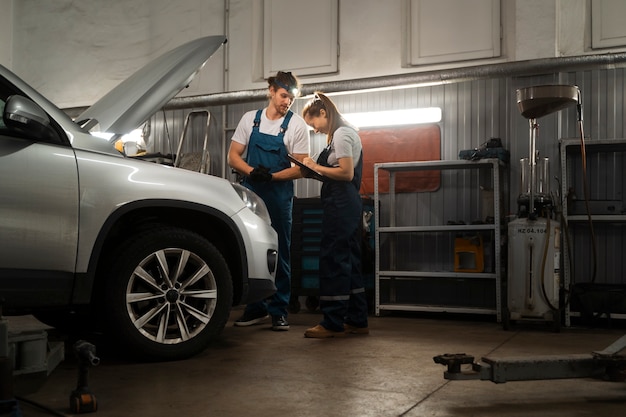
xmin=231 ymin=108 xmax=310 ymax=155
xmin=324 ymin=126 xmax=362 ymax=167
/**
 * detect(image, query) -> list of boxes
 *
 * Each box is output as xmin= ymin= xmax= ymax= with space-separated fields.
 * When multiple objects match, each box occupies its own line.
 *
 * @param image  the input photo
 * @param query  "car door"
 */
xmin=0 ymin=92 xmax=80 ymax=307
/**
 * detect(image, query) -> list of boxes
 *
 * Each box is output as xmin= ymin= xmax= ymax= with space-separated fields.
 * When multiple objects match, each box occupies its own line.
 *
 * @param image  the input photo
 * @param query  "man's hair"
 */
xmin=268 ymin=71 xmax=301 ymax=96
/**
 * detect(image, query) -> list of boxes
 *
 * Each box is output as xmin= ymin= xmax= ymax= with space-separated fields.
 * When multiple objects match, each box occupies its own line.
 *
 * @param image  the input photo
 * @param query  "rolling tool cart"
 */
xmin=289 ymin=197 xmax=325 ymax=313
xmin=289 ymin=197 xmax=375 ymax=313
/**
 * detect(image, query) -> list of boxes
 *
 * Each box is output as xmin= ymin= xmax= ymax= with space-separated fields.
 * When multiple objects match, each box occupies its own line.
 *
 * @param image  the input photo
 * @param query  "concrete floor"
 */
xmin=6 ymin=308 xmax=626 ymax=417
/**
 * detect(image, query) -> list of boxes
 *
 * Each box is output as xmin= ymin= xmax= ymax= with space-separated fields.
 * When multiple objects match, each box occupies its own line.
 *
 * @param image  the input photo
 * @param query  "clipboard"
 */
xmin=288 ymin=154 xmax=325 ymax=181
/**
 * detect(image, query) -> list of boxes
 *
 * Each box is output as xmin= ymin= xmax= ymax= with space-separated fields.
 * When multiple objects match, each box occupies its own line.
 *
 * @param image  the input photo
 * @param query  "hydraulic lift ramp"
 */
xmin=434 ymin=335 xmax=626 ymax=383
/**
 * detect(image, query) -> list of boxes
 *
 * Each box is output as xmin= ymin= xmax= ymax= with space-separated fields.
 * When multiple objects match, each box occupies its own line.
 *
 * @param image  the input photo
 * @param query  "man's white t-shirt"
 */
xmin=231 ymin=108 xmax=310 ymax=156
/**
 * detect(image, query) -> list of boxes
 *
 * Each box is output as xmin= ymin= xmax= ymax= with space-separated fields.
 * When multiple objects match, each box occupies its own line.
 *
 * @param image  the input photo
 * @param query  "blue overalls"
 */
xmin=241 ymin=109 xmax=294 ymax=318
xmin=317 ymin=142 xmax=369 ymax=332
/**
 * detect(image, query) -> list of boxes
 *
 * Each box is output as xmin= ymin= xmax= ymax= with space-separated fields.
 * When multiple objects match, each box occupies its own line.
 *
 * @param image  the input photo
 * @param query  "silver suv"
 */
xmin=0 ymin=36 xmax=278 ymax=361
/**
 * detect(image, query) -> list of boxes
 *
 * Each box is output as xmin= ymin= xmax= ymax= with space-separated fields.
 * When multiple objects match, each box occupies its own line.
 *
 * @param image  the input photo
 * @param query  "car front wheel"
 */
xmin=102 ymin=226 xmax=233 ymax=361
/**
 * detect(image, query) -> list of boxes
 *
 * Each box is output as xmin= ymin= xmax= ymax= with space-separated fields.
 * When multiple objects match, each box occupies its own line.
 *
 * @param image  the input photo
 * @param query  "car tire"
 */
xmin=101 ymin=226 xmax=233 ymax=361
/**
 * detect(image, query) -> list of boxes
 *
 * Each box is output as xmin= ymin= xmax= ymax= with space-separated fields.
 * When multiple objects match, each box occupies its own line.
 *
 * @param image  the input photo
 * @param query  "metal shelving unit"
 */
xmin=560 ymin=138 xmax=626 ymax=325
xmin=374 ymin=159 xmax=505 ymax=321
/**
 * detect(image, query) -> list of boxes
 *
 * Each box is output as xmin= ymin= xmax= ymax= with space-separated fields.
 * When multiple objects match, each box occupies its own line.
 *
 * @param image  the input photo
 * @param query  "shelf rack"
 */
xmin=559 ymin=138 xmax=626 ymax=325
xmin=374 ymin=159 xmax=505 ymax=321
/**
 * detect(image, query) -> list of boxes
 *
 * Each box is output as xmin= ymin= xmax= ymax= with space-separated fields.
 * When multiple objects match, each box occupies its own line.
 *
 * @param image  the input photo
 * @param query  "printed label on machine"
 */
xmin=514 ymin=227 xmax=547 ymax=234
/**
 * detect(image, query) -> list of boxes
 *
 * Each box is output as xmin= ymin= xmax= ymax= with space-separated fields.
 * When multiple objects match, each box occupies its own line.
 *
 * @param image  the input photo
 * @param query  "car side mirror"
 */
xmin=3 ymin=94 xmax=60 ymax=141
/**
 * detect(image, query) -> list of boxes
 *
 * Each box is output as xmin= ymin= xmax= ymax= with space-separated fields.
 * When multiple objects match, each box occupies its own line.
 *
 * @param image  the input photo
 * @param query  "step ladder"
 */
xmin=174 ymin=110 xmax=211 ymax=174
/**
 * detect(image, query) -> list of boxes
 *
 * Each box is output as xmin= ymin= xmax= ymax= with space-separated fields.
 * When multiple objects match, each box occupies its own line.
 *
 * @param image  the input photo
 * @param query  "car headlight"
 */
xmin=231 ymin=183 xmax=272 ymax=224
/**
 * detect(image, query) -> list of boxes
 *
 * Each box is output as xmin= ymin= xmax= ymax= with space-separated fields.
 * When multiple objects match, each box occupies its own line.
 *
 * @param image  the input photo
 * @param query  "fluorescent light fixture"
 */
xmin=343 ymin=107 xmax=441 ymax=128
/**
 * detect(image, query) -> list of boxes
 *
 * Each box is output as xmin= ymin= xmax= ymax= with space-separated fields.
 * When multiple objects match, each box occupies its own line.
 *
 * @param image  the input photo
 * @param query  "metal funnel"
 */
xmin=516 ymin=85 xmax=579 ymax=119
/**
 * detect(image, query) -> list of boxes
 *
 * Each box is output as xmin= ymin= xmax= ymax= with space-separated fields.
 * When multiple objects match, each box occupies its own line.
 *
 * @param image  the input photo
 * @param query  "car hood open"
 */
xmin=75 ymin=36 xmax=226 ymax=136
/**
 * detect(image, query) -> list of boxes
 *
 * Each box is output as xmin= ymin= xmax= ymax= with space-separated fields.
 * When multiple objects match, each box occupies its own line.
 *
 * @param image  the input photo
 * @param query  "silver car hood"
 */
xmin=75 ymin=36 xmax=226 ymax=136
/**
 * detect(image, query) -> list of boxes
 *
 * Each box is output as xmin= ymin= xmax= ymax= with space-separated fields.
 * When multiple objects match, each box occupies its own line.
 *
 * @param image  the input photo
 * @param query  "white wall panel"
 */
xmin=405 ymin=0 xmax=501 ymax=66
xmin=515 ymin=0 xmax=556 ymax=60
xmin=591 ymin=0 xmax=626 ymax=49
xmin=263 ymin=0 xmax=337 ymax=77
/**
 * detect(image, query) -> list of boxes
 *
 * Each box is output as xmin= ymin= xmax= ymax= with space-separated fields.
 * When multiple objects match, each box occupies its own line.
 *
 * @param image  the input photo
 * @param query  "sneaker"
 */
xmin=271 ymin=315 xmax=290 ymax=331
xmin=344 ymin=323 xmax=370 ymax=335
xmin=304 ymin=324 xmax=345 ymax=338
xmin=234 ymin=311 xmax=269 ymax=327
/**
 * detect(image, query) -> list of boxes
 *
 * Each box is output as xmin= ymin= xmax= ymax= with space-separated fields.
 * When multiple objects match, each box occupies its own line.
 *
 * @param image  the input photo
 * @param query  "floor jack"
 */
xmin=433 ymin=334 xmax=626 ymax=383
xmin=69 ymin=340 xmax=100 ymax=414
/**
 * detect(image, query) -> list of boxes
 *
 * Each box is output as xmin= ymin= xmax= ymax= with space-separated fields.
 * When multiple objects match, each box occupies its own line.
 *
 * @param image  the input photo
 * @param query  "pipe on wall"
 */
xmin=164 ymin=53 xmax=626 ymax=109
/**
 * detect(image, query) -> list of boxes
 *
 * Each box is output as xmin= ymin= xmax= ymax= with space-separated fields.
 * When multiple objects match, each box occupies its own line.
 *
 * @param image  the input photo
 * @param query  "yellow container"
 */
xmin=454 ymin=236 xmax=484 ymax=273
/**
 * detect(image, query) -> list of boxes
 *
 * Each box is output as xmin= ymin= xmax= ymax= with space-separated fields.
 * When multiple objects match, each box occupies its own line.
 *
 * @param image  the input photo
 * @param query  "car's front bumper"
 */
xmin=233 ymin=207 xmax=279 ymax=304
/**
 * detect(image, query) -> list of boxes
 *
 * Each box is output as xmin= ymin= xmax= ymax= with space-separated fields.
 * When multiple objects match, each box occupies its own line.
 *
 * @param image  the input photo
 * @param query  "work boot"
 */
xmin=304 ymin=324 xmax=345 ymax=338
xmin=344 ymin=323 xmax=370 ymax=335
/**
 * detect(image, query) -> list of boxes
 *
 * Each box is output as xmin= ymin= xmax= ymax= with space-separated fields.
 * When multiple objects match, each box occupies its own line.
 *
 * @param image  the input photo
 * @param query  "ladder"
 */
xmin=174 ymin=110 xmax=211 ymax=174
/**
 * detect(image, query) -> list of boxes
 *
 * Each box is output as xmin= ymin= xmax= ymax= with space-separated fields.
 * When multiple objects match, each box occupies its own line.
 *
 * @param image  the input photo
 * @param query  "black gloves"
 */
xmin=249 ymin=165 xmax=272 ymax=182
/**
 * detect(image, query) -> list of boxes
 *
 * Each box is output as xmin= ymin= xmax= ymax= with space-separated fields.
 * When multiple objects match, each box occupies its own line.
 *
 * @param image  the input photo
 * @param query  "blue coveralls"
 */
xmin=241 ymin=109 xmax=294 ymax=319
xmin=317 ymin=144 xmax=369 ymax=332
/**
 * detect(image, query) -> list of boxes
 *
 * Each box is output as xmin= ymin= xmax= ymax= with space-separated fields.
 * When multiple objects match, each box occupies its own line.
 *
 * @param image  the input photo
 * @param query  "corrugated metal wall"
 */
xmin=145 ymin=65 xmax=626 ymax=289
